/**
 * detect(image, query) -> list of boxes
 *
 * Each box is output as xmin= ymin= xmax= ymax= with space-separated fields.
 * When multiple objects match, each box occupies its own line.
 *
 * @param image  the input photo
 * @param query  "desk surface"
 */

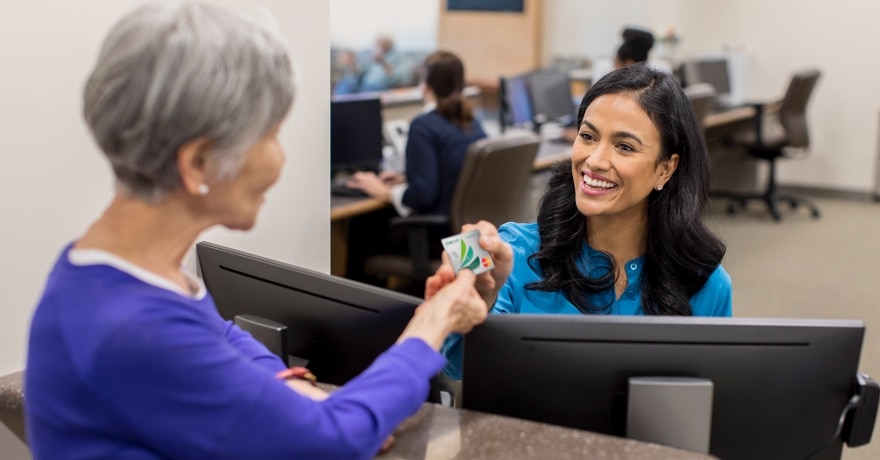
xmin=380 ymin=401 xmax=715 ymax=459
xmin=331 ymin=195 xmax=389 ymax=221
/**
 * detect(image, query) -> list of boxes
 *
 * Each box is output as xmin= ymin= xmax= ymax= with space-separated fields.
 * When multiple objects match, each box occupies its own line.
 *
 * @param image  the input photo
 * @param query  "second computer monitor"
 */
xmin=330 ymin=95 xmax=384 ymax=175
xmin=528 ymin=69 xmax=576 ymax=126
xmin=688 ymin=57 xmax=733 ymax=108
xmin=196 ymin=241 xmax=421 ymax=386
xmin=500 ymin=73 xmax=534 ymax=129
xmin=463 ymin=314 xmax=866 ymax=460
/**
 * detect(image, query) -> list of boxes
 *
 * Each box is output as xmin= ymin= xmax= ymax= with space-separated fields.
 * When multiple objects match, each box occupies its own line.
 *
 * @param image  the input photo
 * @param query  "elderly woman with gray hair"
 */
xmin=24 ymin=2 xmax=489 ymax=459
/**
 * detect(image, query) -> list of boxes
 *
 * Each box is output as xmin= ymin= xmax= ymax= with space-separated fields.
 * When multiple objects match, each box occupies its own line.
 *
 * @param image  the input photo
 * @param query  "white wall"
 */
xmin=543 ymin=0 xmax=880 ymax=194
xmin=542 ymin=0 xmax=650 ymax=64
xmin=330 ymin=0 xmax=438 ymax=51
xmin=678 ymin=0 xmax=880 ymax=193
xmin=0 ymin=0 xmax=330 ymax=380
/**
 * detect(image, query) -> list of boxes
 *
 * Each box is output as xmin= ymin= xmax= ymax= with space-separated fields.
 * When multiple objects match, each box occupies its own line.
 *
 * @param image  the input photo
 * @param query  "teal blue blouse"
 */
xmin=441 ymin=222 xmax=733 ymax=380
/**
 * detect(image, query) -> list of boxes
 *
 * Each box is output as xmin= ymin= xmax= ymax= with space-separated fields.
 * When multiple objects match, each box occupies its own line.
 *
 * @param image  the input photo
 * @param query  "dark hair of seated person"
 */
xmin=422 ymin=50 xmax=475 ymax=132
xmin=615 ymin=27 xmax=655 ymax=67
xmin=528 ymin=63 xmax=726 ymax=315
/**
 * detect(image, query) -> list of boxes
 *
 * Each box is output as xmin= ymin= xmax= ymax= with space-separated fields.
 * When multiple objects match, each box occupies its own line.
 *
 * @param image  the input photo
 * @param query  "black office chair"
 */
xmin=363 ymin=132 xmax=541 ymax=295
xmin=724 ymin=69 xmax=822 ymax=221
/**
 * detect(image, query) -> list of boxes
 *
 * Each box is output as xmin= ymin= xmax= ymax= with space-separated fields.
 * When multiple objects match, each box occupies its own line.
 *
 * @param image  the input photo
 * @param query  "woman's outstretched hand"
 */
xmin=425 ymin=220 xmax=513 ymax=309
xmin=399 ymin=269 xmax=488 ymax=350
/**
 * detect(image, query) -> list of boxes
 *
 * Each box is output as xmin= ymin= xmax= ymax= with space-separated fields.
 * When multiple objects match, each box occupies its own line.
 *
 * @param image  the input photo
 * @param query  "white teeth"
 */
xmin=584 ymin=175 xmax=615 ymax=189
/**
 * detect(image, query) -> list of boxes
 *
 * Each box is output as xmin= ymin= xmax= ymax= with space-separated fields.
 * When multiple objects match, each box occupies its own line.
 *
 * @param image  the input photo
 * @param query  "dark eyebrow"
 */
xmin=580 ymin=119 xmax=645 ymax=147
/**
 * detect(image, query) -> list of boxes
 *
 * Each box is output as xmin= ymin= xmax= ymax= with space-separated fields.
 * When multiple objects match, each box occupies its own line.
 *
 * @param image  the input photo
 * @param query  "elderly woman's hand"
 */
xmin=398 ymin=270 xmax=487 ymax=350
xmin=425 ymin=220 xmax=513 ymax=309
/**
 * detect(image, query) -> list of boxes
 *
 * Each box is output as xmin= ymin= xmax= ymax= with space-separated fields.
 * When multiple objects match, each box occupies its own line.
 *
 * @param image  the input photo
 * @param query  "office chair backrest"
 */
xmin=778 ymin=69 xmax=821 ymax=149
xmin=683 ymin=83 xmax=717 ymax=128
xmin=450 ymin=133 xmax=541 ymax=231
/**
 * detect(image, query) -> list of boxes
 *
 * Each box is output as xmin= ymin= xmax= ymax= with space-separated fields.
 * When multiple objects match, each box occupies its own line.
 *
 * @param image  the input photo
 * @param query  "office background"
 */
xmin=2 ymin=0 xmax=880 ymax=456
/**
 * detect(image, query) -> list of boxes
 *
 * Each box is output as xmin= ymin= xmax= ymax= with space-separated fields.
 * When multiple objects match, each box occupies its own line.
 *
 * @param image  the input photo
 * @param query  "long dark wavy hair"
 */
xmin=528 ymin=63 xmax=725 ymax=315
xmin=422 ymin=50 xmax=474 ymax=132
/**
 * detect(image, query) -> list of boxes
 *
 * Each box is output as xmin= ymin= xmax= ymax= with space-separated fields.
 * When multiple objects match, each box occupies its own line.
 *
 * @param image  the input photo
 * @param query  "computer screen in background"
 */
xmin=687 ymin=58 xmax=733 ymax=109
xmin=196 ymin=241 xmax=421 ymax=386
xmin=527 ymin=69 xmax=576 ymax=127
xmin=499 ymin=73 xmax=534 ymax=130
xmin=463 ymin=314 xmax=870 ymax=460
xmin=330 ymin=95 xmax=384 ymax=176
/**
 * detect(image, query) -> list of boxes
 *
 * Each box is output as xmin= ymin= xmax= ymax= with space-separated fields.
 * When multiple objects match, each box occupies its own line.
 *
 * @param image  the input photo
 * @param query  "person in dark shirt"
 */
xmin=347 ymin=50 xmax=486 ymax=216
xmin=345 ymin=51 xmax=486 ymax=293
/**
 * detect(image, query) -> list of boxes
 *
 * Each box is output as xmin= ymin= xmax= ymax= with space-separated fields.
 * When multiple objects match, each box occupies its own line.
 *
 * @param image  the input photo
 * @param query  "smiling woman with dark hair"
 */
xmin=435 ymin=63 xmax=732 ymax=381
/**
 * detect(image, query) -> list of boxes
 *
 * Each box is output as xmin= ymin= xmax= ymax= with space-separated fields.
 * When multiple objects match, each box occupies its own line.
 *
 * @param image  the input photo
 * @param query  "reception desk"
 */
xmin=1 ymin=370 xmax=714 ymax=459
xmin=379 ymin=400 xmax=715 ymax=459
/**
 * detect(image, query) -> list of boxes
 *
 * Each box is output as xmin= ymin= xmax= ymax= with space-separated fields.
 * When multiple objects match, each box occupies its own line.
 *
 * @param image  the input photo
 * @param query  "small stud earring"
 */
xmin=655 ymin=184 xmax=663 ymax=191
xmin=197 ymin=184 xmax=210 ymax=195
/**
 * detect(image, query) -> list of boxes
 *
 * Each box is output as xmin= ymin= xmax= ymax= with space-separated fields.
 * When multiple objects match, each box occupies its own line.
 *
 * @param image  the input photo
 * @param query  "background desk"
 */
xmin=329 ymin=138 xmax=572 ymax=276
xmin=380 ymin=401 xmax=716 ymax=459
xmin=703 ymin=102 xmax=780 ymax=193
xmin=331 ymin=195 xmax=387 ymax=276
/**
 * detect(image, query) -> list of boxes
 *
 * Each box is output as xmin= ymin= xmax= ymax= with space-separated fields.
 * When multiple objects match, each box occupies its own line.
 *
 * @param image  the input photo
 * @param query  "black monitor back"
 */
xmin=196 ymin=241 xmax=421 ymax=385
xmin=463 ymin=315 xmax=865 ymax=460
xmin=330 ymin=96 xmax=384 ymax=175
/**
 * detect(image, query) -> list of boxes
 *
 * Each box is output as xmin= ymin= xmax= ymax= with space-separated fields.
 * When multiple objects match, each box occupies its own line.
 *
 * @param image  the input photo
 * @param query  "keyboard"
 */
xmin=331 ymin=180 xmax=368 ymax=197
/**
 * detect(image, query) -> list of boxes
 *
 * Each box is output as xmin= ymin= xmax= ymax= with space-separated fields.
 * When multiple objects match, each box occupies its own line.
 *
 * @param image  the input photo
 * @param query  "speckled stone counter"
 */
xmin=377 ymin=402 xmax=716 ymax=459
xmin=0 ymin=371 xmax=714 ymax=459
xmin=0 ymin=370 xmax=26 ymax=444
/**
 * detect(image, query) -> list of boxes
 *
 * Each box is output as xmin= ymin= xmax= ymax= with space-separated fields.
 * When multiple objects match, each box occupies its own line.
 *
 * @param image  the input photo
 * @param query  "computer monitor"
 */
xmin=330 ymin=95 xmax=384 ymax=176
xmin=690 ymin=58 xmax=732 ymax=107
xmin=462 ymin=315 xmax=868 ymax=459
xmin=499 ymin=73 xmax=534 ymax=130
xmin=527 ymin=69 xmax=576 ymax=127
xmin=195 ymin=241 xmax=421 ymax=386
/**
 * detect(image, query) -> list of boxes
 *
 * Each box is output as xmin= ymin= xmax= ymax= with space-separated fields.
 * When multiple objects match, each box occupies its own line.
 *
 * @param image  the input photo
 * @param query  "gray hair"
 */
xmin=83 ymin=1 xmax=295 ymax=201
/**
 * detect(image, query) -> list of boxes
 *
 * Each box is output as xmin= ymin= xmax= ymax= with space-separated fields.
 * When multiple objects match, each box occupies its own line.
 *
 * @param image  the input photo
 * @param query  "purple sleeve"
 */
xmin=95 ymin=306 xmax=444 ymax=459
xmin=217 ymin=338 xmax=446 ymax=458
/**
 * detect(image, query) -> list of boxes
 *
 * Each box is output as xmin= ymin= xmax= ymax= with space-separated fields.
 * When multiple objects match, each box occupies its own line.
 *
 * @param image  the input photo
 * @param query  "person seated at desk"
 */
xmin=432 ymin=63 xmax=733 ymax=380
xmin=334 ymin=34 xmax=408 ymax=95
xmin=24 ymin=3 xmax=489 ymax=459
xmin=347 ymin=50 xmax=486 ymax=216
xmin=344 ymin=51 xmax=487 ymax=288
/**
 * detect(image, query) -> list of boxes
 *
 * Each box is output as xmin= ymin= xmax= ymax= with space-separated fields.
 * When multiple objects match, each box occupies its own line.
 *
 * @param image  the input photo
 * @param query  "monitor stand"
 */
xmin=626 ymin=377 xmax=714 ymax=453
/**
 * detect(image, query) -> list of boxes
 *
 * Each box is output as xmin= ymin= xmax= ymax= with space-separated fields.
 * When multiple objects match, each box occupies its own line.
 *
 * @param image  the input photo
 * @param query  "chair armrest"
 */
xmin=389 ymin=214 xmax=449 ymax=228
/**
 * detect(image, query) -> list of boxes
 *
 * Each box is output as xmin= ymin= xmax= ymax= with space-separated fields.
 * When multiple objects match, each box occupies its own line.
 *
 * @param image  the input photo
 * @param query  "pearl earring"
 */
xmin=655 ymin=184 xmax=663 ymax=191
xmin=197 ymin=184 xmax=210 ymax=195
